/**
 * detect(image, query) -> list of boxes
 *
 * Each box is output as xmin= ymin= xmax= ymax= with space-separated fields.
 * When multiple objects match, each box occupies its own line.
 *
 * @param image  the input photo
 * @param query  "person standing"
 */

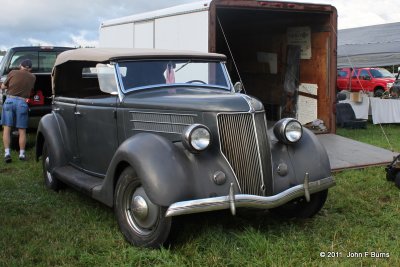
xmin=1 ymin=59 xmax=36 ymax=163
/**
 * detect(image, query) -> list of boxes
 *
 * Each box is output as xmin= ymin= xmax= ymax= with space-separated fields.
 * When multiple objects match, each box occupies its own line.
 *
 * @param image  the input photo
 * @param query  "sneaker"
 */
xmin=4 ymin=154 xmax=12 ymax=163
xmin=19 ymin=154 xmax=27 ymax=161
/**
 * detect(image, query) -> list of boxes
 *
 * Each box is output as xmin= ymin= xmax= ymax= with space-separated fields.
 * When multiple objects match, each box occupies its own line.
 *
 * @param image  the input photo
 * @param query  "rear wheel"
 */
xmin=42 ymin=141 xmax=64 ymax=191
xmin=270 ymin=189 xmax=328 ymax=218
xmin=114 ymin=167 xmax=172 ymax=247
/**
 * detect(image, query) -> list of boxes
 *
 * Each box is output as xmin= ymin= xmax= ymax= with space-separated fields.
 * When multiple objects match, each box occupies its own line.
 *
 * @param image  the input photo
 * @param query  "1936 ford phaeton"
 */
xmin=36 ymin=48 xmax=335 ymax=247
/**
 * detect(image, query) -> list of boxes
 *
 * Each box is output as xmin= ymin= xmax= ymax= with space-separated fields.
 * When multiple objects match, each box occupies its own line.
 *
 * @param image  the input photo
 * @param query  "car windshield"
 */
xmin=370 ymin=68 xmax=394 ymax=78
xmin=117 ymin=60 xmax=231 ymax=92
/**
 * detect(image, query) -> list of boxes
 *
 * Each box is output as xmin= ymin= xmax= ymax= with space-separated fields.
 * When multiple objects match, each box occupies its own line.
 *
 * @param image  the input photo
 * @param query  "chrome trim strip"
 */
xmin=217 ymin=111 xmax=267 ymax=196
xmin=216 ymin=140 xmax=242 ymax=193
xmin=251 ymin=113 xmax=266 ymax=194
xmin=130 ymin=128 xmax=184 ymax=134
xmin=123 ymin=83 xmax=231 ymax=93
xmin=165 ymin=176 xmax=335 ymax=217
xmin=115 ymin=60 xmax=231 ymax=94
xmin=262 ymin=113 xmax=275 ymax=194
xmin=129 ymin=111 xmax=196 ymax=134
xmin=129 ymin=110 xmax=197 ymax=117
xmin=129 ymin=120 xmax=191 ymax=126
xmin=114 ymin=63 xmax=125 ymax=102
xmin=240 ymin=94 xmax=255 ymax=113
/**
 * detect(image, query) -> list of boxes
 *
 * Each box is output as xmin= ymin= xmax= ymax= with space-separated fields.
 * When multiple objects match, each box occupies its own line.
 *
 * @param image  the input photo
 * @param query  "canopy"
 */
xmin=337 ymin=22 xmax=400 ymax=68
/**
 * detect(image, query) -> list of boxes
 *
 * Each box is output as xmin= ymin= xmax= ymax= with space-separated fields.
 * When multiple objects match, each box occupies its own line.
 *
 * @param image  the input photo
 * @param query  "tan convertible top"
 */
xmin=55 ymin=48 xmax=226 ymax=66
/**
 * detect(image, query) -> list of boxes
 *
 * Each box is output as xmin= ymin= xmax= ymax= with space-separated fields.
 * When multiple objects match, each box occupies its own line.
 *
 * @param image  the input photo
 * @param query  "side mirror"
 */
xmin=234 ymin=81 xmax=243 ymax=93
xmin=363 ymin=76 xmax=371 ymax=80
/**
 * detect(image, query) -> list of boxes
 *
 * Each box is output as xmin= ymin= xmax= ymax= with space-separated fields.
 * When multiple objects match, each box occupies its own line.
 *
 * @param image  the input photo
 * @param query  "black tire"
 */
xmin=114 ymin=167 xmax=172 ymax=248
xmin=395 ymin=173 xmax=400 ymax=189
xmin=42 ymin=141 xmax=65 ymax=191
xmin=270 ymin=189 xmax=328 ymax=218
xmin=374 ymin=88 xmax=385 ymax=97
xmin=386 ymin=167 xmax=396 ymax=181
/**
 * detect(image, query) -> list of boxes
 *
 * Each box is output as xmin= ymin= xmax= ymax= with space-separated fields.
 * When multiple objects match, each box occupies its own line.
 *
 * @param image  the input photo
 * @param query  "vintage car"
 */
xmin=36 ymin=48 xmax=335 ymax=247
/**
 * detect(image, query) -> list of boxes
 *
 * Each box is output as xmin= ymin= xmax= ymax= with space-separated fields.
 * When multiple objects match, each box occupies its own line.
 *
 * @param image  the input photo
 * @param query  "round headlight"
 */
xmin=273 ymin=118 xmax=303 ymax=144
xmin=182 ymin=124 xmax=211 ymax=152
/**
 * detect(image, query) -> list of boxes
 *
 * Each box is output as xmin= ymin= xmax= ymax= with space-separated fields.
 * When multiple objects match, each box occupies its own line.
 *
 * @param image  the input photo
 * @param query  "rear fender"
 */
xmin=35 ymin=113 xmax=68 ymax=168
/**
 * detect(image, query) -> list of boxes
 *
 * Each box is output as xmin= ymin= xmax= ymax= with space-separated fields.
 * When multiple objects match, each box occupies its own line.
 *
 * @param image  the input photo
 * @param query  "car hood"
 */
xmin=374 ymin=77 xmax=395 ymax=82
xmin=120 ymin=89 xmax=263 ymax=112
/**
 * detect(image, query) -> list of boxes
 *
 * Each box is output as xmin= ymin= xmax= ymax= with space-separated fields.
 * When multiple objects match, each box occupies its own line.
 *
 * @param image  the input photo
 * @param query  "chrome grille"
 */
xmin=129 ymin=111 xmax=196 ymax=134
xmin=218 ymin=112 xmax=270 ymax=196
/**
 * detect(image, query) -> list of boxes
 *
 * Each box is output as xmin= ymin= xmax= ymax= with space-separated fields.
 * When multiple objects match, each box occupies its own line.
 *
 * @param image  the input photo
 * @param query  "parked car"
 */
xmin=337 ymin=67 xmax=395 ymax=97
xmin=389 ymin=70 xmax=400 ymax=98
xmin=36 ymin=48 xmax=335 ymax=248
xmin=0 ymin=46 xmax=74 ymax=128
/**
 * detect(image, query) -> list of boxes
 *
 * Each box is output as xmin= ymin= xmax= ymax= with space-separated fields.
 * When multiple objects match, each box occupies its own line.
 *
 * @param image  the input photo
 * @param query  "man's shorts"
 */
xmin=1 ymin=97 xmax=29 ymax=129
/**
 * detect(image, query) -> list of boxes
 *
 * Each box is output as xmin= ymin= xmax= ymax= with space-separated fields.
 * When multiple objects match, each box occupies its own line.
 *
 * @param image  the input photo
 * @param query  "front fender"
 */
xmin=270 ymin=128 xmax=331 ymax=194
xmin=93 ymin=133 xmax=194 ymax=207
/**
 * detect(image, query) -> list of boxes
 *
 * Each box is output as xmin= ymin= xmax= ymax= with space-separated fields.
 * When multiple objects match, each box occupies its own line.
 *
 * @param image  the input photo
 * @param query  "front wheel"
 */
xmin=374 ymin=88 xmax=385 ymax=97
xmin=270 ymin=189 xmax=328 ymax=218
xmin=114 ymin=167 xmax=172 ymax=248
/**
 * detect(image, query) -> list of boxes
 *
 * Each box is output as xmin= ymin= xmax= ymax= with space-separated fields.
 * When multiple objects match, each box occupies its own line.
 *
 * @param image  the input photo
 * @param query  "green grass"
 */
xmin=1 ymin=123 xmax=400 ymax=266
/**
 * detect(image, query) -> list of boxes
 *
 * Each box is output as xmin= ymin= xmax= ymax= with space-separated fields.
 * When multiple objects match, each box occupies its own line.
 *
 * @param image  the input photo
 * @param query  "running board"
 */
xmin=53 ymin=166 xmax=103 ymax=195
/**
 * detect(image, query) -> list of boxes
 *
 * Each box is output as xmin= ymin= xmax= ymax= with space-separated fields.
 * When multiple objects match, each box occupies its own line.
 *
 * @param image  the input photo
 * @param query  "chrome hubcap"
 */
xmin=131 ymin=196 xmax=148 ymax=220
xmin=126 ymin=186 xmax=159 ymax=235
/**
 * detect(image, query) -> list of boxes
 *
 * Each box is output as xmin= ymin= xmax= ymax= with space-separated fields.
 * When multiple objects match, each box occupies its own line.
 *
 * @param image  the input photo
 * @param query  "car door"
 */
xmin=358 ymin=69 xmax=373 ymax=91
xmin=75 ymin=95 xmax=118 ymax=175
xmin=351 ymin=69 xmax=362 ymax=91
xmin=53 ymin=96 xmax=79 ymax=162
xmin=75 ymin=64 xmax=120 ymax=176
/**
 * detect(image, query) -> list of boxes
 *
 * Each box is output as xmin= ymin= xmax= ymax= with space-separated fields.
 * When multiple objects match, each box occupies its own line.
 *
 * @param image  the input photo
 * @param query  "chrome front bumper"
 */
xmin=165 ymin=175 xmax=335 ymax=217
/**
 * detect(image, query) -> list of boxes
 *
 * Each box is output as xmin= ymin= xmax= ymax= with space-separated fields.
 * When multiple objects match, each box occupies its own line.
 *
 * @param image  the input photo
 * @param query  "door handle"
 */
xmin=74 ymin=111 xmax=81 ymax=115
xmin=53 ymin=107 xmax=60 ymax=111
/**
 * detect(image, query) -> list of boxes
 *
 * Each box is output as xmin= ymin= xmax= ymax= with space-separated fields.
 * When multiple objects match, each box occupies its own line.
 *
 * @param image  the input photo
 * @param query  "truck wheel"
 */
xmin=374 ymin=88 xmax=384 ymax=97
xmin=42 ymin=141 xmax=65 ymax=191
xmin=114 ymin=167 xmax=172 ymax=247
xmin=270 ymin=189 xmax=328 ymax=218
xmin=395 ymin=173 xmax=400 ymax=189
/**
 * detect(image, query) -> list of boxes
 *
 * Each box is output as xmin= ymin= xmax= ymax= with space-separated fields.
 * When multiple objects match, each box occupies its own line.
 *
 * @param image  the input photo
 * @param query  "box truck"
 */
xmin=100 ymin=0 xmax=337 ymax=130
xmin=99 ymin=0 xmax=397 ymax=170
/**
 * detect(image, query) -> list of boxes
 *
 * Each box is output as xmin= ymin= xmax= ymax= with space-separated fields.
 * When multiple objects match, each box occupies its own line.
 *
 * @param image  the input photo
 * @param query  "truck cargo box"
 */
xmin=100 ymin=0 xmax=338 ymax=132
xmin=99 ymin=1 xmax=398 ymax=171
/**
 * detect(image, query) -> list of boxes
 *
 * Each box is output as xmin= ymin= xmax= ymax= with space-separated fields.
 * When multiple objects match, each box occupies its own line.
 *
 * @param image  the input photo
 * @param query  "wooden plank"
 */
xmin=316 ymin=134 xmax=397 ymax=171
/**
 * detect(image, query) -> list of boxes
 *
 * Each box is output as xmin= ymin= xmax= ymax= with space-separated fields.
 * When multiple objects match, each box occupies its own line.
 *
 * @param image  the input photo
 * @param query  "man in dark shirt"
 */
xmin=1 ymin=59 xmax=36 ymax=163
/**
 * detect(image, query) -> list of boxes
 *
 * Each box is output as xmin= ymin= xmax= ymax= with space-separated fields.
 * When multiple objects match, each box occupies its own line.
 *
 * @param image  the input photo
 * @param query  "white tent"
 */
xmin=338 ymin=22 xmax=400 ymax=68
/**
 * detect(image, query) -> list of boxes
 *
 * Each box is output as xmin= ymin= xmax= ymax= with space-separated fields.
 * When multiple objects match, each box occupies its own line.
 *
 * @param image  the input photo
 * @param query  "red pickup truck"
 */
xmin=337 ymin=67 xmax=395 ymax=97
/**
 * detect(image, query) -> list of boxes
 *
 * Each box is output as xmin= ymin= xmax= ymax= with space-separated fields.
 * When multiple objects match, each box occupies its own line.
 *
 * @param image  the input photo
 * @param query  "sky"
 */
xmin=1 ymin=0 xmax=399 ymax=50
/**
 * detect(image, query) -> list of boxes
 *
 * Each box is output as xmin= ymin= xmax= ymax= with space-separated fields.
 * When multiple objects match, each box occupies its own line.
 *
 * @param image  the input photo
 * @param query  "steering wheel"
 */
xmin=186 ymin=80 xmax=207 ymax=84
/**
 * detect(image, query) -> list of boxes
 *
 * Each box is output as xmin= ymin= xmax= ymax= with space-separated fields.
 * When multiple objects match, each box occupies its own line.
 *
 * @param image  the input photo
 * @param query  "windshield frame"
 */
xmin=115 ymin=59 xmax=233 ymax=94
